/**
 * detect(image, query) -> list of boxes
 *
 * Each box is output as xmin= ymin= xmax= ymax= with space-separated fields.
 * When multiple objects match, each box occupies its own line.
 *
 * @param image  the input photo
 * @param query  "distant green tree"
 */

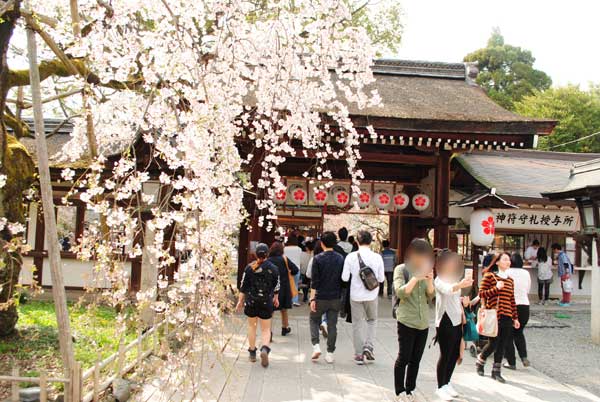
xmin=464 ymin=28 xmax=552 ymax=110
xmin=515 ymin=85 xmax=600 ymax=153
xmin=347 ymin=0 xmax=403 ymax=56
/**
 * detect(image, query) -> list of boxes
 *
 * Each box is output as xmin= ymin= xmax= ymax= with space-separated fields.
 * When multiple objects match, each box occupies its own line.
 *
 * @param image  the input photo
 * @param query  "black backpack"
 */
xmin=357 ymin=253 xmax=380 ymax=291
xmin=248 ymin=262 xmax=273 ymax=306
xmin=391 ymin=265 xmax=410 ymax=319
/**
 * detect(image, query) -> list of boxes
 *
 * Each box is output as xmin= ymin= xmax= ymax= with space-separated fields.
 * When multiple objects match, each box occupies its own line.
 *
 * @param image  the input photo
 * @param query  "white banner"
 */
xmin=493 ymin=208 xmax=579 ymax=232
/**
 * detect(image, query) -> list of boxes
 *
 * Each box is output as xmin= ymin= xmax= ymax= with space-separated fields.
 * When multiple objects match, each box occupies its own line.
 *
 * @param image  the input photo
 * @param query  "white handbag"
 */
xmin=477 ymin=277 xmax=500 ymax=337
xmin=562 ymin=277 xmax=574 ymax=293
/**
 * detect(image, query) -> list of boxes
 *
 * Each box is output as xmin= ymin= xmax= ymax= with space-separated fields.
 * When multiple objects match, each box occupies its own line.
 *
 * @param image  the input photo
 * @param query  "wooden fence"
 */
xmin=2 ymin=319 xmax=167 ymax=402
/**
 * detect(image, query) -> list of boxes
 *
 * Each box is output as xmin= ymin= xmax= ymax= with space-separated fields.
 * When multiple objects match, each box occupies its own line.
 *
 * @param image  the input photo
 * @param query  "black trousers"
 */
xmin=394 ymin=322 xmax=428 ymax=395
xmin=436 ymin=313 xmax=462 ymax=388
xmin=538 ymin=281 xmax=551 ymax=301
xmin=379 ymin=271 xmax=394 ymax=296
xmin=481 ymin=316 xmax=514 ymax=364
xmin=505 ymin=305 xmax=529 ymax=365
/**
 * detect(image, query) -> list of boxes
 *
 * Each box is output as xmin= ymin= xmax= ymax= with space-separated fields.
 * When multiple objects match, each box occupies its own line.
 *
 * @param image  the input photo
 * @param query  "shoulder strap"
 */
xmin=283 ymin=256 xmax=290 ymax=272
xmin=357 ymin=252 xmax=366 ymax=269
xmin=403 ymin=267 xmax=409 ymax=283
xmin=251 ymin=261 xmax=260 ymax=271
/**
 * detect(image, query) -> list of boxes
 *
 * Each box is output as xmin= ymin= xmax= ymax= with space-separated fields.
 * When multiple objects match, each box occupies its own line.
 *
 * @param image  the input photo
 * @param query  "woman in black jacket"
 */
xmin=268 ymin=241 xmax=299 ymax=336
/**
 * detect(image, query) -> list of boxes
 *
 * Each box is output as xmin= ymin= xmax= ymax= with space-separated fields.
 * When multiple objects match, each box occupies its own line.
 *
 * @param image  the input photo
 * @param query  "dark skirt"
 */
xmin=268 ymin=256 xmax=294 ymax=310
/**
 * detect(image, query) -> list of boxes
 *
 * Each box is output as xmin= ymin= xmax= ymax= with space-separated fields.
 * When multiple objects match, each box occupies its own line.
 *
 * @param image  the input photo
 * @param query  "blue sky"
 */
xmin=393 ymin=0 xmax=600 ymax=88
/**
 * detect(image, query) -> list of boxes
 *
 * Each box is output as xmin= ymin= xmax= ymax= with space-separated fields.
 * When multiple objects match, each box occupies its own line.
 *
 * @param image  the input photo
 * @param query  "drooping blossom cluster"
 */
xmin=32 ymin=0 xmax=380 ymax=361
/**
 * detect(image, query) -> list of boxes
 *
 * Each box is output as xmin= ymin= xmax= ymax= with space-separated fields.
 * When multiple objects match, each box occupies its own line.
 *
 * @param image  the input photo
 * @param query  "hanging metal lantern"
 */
xmin=470 ymin=208 xmax=495 ymax=246
xmin=288 ymin=183 xmax=307 ymax=205
xmin=393 ymin=192 xmax=410 ymax=210
xmin=374 ymin=189 xmax=392 ymax=210
xmin=412 ymin=193 xmax=431 ymax=212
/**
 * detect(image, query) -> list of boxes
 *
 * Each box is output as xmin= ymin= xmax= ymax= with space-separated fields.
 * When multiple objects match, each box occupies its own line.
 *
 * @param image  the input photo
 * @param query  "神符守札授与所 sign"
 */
xmin=492 ymin=209 xmax=580 ymax=232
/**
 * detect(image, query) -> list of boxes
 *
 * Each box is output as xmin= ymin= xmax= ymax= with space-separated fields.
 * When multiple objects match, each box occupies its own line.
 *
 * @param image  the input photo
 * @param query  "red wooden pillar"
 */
xmin=434 ymin=151 xmax=451 ymax=249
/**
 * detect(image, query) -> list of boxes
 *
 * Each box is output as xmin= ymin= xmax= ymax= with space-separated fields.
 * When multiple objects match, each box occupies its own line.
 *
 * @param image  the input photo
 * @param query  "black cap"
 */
xmin=255 ymin=243 xmax=269 ymax=258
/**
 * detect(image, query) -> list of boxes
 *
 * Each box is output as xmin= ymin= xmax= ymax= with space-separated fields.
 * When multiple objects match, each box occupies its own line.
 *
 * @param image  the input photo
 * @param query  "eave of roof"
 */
xmin=543 ymin=158 xmax=600 ymax=200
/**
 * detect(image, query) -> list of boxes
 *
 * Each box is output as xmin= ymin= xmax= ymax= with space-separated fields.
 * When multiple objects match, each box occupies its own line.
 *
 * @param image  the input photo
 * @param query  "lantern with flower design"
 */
xmin=288 ymin=183 xmax=307 ymax=205
xmin=274 ymin=187 xmax=287 ymax=205
xmin=356 ymin=190 xmax=371 ymax=208
xmin=373 ymin=189 xmax=392 ymax=210
xmin=393 ymin=192 xmax=409 ymax=211
xmin=470 ymin=208 xmax=495 ymax=246
xmin=412 ymin=193 xmax=431 ymax=212
xmin=332 ymin=186 xmax=350 ymax=208
xmin=312 ymin=187 xmax=329 ymax=206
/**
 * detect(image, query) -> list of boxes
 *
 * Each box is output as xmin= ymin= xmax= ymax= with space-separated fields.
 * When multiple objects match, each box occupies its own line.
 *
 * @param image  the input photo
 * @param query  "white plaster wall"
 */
xmin=40 ymin=259 xmax=132 ymax=288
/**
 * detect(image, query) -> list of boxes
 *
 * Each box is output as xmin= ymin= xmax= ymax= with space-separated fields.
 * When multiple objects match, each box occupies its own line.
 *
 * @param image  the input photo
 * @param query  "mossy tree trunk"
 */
xmin=0 ymin=0 xmax=35 ymax=337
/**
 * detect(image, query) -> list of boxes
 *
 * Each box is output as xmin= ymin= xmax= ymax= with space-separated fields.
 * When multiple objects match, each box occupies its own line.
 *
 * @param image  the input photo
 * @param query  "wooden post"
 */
xmin=116 ymin=336 xmax=125 ymax=377
xmin=591 ymin=238 xmax=600 ymax=344
xmin=25 ymin=1 xmax=75 ymax=373
xmin=93 ymin=353 xmax=101 ymax=402
xmin=434 ymin=151 xmax=451 ymax=249
xmin=136 ymin=328 xmax=143 ymax=367
xmin=11 ymin=366 xmax=19 ymax=402
xmin=70 ymin=360 xmax=82 ymax=402
xmin=39 ymin=370 xmax=48 ymax=402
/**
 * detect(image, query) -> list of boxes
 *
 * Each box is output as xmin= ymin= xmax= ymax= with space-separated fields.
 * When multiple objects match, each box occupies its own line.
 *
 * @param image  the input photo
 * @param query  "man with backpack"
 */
xmin=236 ymin=243 xmax=280 ymax=367
xmin=341 ymin=230 xmax=385 ymax=365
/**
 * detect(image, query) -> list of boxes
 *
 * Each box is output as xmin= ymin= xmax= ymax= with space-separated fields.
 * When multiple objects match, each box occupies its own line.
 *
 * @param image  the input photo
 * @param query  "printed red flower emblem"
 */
xmin=337 ymin=192 xmax=349 ymax=204
xmin=482 ymin=216 xmax=495 ymax=235
xmin=394 ymin=195 xmax=406 ymax=206
xmin=359 ymin=192 xmax=370 ymax=203
xmin=293 ymin=189 xmax=306 ymax=201
xmin=315 ymin=190 xmax=327 ymax=202
xmin=378 ymin=193 xmax=390 ymax=205
xmin=414 ymin=196 xmax=427 ymax=207
xmin=276 ymin=189 xmax=286 ymax=200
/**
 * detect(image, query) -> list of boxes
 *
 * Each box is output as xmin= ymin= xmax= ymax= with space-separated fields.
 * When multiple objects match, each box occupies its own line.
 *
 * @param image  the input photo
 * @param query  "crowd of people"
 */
xmin=236 ymin=228 xmax=572 ymax=401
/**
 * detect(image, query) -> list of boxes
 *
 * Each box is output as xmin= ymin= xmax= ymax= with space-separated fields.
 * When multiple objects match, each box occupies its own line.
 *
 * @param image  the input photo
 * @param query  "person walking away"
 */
xmin=434 ymin=250 xmax=474 ymax=400
xmin=536 ymin=247 xmax=553 ymax=304
xmin=380 ymin=240 xmax=397 ymax=298
xmin=504 ymin=261 xmax=531 ymax=370
xmin=393 ymin=239 xmax=435 ymax=401
xmin=284 ymin=235 xmax=303 ymax=307
xmin=309 ymin=232 xmax=344 ymax=364
xmin=307 ymin=241 xmax=329 ymax=338
xmin=341 ymin=230 xmax=384 ymax=365
xmin=300 ymin=240 xmax=314 ymax=303
xmin=237 ymin=243 xmax=280 ymax=367
xmin=268 ymin=241 xmax=300 ymax=336
xmin=337 ymin=227 xmax=354 ymax=254
xmin=524 ymin=240 xmax=540 ymax=268
xmin=552 ymin=243 xmax=574 ymax=307
xmin=476 ymin=252 xmax=520 ymax=383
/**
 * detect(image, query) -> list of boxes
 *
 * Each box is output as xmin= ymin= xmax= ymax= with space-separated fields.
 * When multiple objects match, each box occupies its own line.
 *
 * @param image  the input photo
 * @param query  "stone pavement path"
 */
xmin=135 ymin=302 xmax=600 ymax=402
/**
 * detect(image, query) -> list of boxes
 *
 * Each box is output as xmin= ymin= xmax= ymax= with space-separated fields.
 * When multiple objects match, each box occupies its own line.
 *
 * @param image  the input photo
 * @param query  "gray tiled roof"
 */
xmin=456 ymin=150 xmax=600 ymax=200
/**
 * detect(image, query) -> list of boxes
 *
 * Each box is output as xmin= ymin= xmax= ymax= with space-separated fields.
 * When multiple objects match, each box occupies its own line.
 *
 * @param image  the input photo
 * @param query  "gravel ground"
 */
xmin=525 ymin=308 xmax=600 ymax=397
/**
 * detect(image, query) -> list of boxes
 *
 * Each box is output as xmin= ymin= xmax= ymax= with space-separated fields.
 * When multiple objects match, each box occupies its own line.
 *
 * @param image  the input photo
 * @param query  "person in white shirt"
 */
xmin=341 ymin=230 xmax=385 ymax=365
xmin=524 ymin=240 xmax=540 ymax=268
xmin=434 ymin=251 xmax=473 ymax=401
xmin=284 ymin=235 xmax=303 ymax=306
xmin=535 ymin=247 xmax=553 ymax=304
xmin=504 ymin=260 xmax=532 ymax=369
xmin=337 ymin=227 xmax=354 ymax=255
xmin=299 ymin=241 xmax=314 ymax=303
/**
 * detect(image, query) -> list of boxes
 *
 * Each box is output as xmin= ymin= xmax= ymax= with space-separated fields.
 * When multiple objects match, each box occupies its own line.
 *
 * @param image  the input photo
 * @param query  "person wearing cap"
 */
xmin=236 ymin=243 xmax=281 ymax=367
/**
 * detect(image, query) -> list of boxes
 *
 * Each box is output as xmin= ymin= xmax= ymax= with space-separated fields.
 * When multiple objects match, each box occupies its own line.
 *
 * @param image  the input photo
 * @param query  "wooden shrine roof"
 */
xmin=543 ymin=158 xmax=600 ymax=199
xmin=455 ymin=150 xmax=600 ymax=201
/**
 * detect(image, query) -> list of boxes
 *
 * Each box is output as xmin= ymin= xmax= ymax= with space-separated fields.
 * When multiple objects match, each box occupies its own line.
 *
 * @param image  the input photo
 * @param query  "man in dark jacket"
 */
xmin=309 ymin=231 xmax=344 ymax=364
xmin=237 ymin=243 xmax=280 ymax=367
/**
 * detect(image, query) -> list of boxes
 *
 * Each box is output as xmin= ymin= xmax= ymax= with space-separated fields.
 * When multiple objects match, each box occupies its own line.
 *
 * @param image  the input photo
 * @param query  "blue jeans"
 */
xmin=292 ymin=272 xmax=300 ymax=304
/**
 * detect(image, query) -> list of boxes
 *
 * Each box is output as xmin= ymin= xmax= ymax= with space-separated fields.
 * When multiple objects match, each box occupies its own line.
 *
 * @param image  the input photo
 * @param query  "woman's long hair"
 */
xmin=269 ymin=241 xmax=284 ymax=257
xmin=537 ymin=247 xmax=548 ymax=263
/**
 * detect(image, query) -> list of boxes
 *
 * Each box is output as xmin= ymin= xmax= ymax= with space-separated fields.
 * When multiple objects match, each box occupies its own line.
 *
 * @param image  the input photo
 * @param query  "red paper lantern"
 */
xmin=374 ymin=189 xmax=392 ymax=210
xmin=412 ymin=193 xmax=430 ymax=212
xmin=356 ymin=190 xmax=371 ymax=208
xmin=393 ymin=192 xmax=409 ymax=210
xmin=312 ymin=188 xmax=329 ymax=206
xmin=470 ymin=208 xmax=495 ymax=246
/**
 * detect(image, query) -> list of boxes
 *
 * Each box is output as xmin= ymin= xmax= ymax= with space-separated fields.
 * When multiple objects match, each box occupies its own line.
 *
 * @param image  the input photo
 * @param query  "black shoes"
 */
xmin=281 ymin=327 xmax=292 ymax=336
xmin=503 ymin=363 xmax=516 ymax=370
xmin=476 ymin=357 xmax=485 ymax=376
xmin=492 ymin=363 xmax=506 ymax=383
xmin=522 ymin=358 xmax=531 ymax=367
xmin=248 ymin=348 xmax=257 ymax=362
xmin=260 ymin=346 xmax=271 ymax=367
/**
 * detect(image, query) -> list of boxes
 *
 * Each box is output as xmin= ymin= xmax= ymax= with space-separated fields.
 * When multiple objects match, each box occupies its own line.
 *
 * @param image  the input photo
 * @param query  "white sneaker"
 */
xmin=325 ymin=352 xmax=334 ymax=364
xmin=435 ymin=387 xmax=453 ymax=401
xmin=405 ymin=394 xmax=415 ymax=402
xmin=444 ymin=384 xmax=459 ymax=397
xmin=311 ymin=344 xmax=321 ymax=361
